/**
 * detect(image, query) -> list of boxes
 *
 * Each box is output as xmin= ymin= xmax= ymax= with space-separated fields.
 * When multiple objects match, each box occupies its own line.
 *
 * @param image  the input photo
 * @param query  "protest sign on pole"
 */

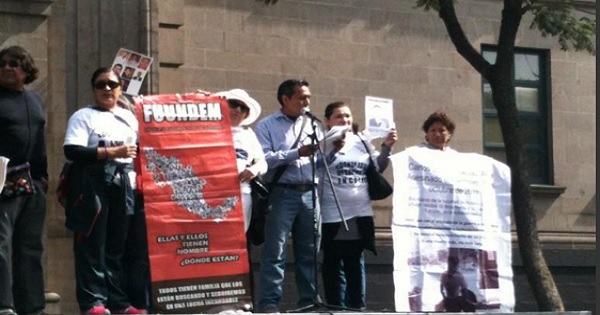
xmin=135 ymin=93 xmax=251 ymax=313
xmin=390 ymin=146 xmax=514 ymax=312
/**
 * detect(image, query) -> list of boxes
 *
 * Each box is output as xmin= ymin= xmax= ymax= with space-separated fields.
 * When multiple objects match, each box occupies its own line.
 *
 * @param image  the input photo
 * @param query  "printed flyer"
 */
xmin=135 ymin=93 xmax=251 ymax=313
xmin=112 ymin=48 xmax=153 ymax=96
xmin=390 ymin=146 xmax=514 ymax=312
xmin=365 ymin=95 xmax=394 ymax=139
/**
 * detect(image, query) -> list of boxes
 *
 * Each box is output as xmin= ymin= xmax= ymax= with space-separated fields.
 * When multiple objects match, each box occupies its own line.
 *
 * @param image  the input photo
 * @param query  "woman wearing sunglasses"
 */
xmin=213 ymin=88 xmax=267 ymax=234
xmin=63 ymin=67 xmax=145 ymax=315
xmin=0 ymin=45 xmax=48 ymax=315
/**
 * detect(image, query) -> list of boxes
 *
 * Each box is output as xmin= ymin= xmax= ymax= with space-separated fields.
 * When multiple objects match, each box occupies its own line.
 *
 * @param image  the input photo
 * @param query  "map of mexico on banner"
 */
xmin=390 ymin=146 xmax=515 ymax=312
xmin=135 ymin=93 xmax=251 ymax=313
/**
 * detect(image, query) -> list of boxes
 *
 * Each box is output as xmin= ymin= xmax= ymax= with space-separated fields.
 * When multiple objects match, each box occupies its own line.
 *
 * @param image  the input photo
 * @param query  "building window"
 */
xmin=481 ymin=45 xmax=552 ymax=185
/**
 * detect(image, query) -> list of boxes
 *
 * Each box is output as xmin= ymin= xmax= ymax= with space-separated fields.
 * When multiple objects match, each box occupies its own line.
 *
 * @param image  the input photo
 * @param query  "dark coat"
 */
xmin=321 ymin=216 xmax=377 ymax=255
xmin=63 ymin=161 xmax=133 ymax=236
xmin=64 ymin=163 xmax=102 ymax=236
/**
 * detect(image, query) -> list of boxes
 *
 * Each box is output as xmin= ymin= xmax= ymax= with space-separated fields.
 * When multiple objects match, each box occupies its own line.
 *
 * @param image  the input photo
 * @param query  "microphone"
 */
xmin=301 ymin=107 xmax=321 ymax=123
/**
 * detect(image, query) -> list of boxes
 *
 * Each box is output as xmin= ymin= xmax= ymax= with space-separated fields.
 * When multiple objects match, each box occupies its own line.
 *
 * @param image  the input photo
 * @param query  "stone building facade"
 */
xmin=0 ymin=0 xmax=595 ymax=313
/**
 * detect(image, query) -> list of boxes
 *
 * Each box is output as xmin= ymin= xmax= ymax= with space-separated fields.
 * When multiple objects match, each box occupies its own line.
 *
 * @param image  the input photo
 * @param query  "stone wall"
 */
xmin=156 ymin=0 xmax=595 ymax=240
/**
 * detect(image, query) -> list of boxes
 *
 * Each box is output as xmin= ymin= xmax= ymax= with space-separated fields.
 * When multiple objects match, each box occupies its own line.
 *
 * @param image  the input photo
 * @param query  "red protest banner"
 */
xmin=135 ymin=93 xmax=251 ymax=313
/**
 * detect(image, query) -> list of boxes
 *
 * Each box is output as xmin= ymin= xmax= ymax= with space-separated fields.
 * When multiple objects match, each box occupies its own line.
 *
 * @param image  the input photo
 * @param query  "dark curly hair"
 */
xmin=0 ymin=45 xmax=39 ymax=84
xmin=422 ymin=110 xmax=456 ymax=134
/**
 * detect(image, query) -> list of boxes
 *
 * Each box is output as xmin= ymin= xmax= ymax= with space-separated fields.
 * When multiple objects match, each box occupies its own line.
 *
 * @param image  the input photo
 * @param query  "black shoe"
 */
xmin=259 ymin=305 xmax=280 ymax=313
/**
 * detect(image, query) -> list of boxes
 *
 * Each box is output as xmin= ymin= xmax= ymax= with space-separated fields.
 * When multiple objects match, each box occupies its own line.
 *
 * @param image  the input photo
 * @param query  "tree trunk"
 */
xmin=489 ymin=72 xmax=565 ymax=312
xmin=437 ymin=0 xmax=565 ymax=310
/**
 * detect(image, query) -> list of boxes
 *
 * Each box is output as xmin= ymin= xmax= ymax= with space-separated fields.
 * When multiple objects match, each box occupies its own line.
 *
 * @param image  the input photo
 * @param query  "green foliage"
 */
xmin=259 ymin=0 xmax=595 ymax=55
xmin=529 ymin=2 xmax=596 ymax=55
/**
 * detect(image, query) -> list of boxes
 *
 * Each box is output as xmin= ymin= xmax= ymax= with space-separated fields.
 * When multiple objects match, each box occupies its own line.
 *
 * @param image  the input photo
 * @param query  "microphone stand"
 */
xmin=317 ymin=132 xmax=348 ymax=233
xmin=287 ymin=116 xmax=361 ymax=313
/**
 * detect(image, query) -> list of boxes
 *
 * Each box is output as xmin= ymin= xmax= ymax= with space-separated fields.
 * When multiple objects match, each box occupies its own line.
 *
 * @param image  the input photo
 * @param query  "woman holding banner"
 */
xmin=63 ymin=67 xmax=146 ymax=315
xmin=420 ymin=110 xmax=457 ymax=152
xmin=319 ymin=101 xmax=396 ymax=310
xmin=214 ymin=88 xmax=267 ymax=233
xmin=116 ymin=95 xmax=152 ymax=312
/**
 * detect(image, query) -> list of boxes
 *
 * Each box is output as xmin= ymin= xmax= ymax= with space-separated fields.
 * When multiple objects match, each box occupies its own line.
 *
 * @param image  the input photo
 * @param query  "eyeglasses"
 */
xmin=93 ymin=80 xmax=121 ymax=90
xmin=228 ymin=100 xmax=249 ymax=112
xmin=0 ymin=60 xmax=21 ymax=69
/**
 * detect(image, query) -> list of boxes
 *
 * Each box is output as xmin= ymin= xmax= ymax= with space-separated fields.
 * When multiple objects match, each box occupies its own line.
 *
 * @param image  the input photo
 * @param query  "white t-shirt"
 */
xmin=232 ymin=126 xmax=267 ymax=231
xmin=320 ymin=133 xmax=378 ymax=223
xmin=64 ymin=106 xmax=138 ymax=187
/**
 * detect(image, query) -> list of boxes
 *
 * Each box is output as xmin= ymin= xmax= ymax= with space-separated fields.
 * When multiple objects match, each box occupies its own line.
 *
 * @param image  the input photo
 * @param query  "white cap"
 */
xmin=214 ymin=89 xmax=261 ymax=126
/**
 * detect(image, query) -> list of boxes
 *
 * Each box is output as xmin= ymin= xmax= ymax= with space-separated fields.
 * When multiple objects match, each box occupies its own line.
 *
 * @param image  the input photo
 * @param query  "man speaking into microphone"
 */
xmin=255 ymin=79 xmax=323 ymax=312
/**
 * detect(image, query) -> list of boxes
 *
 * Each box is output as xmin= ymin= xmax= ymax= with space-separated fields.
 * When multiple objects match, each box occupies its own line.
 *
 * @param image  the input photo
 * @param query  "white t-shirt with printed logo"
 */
xmin=320 ymin=133 xmax=379 ymax=223
xmin=64 ymin=105 xmax=138 ymax=188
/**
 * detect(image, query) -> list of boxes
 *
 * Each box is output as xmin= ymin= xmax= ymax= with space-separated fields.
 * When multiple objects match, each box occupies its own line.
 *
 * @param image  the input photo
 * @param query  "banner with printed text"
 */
xmin=390 ymin=146 xmax=515 ymax=312
xmin=135 ymin=93 xmax=251 ymax=313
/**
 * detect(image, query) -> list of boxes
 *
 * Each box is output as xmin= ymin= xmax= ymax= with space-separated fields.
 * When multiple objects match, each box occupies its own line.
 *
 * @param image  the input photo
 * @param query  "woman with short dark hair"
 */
xmin=420 ymin=110 xmax=456 ymax=151
xmin=320 ymin=101 xmax=397 ymax=309
xmin=0 ymin=45 xmax=47 ymax=315
xmin=63 ymin=67 xmax=145 ymax=315
xmin=0 ymin=45 xmax=39 ymax=84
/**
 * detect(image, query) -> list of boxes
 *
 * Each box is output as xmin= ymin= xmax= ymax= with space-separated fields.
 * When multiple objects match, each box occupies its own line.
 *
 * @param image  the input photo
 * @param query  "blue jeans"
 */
xmin=258 ymin=186 xmax=320 ymax=310
xmin=321 ymin=239 xmax=366 ymax=309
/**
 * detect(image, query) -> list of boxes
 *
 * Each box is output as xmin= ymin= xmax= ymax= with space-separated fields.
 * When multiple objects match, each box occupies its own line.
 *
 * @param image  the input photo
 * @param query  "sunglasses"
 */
xmin=93 ymin=80 xmax=121 ymax=90
xmin=0 ymin=60 xmax=21 ymax=69
xmin=228 ymin=100 xmax=249 ymax=112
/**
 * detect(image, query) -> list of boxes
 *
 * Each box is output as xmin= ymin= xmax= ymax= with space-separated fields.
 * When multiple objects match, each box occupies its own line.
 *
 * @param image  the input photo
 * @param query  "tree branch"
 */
xmin=437 ymin=0 xmax=492 ymax=79
xmin=491 ymin=0 xmax=523 ymax=83
xmin=258 ymin=0 xmax=278 ymax=5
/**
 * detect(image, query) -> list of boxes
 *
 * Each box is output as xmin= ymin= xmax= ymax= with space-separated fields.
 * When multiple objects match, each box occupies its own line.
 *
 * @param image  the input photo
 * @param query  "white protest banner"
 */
xmin=390 ymin=146 xmax=514 ymax=312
